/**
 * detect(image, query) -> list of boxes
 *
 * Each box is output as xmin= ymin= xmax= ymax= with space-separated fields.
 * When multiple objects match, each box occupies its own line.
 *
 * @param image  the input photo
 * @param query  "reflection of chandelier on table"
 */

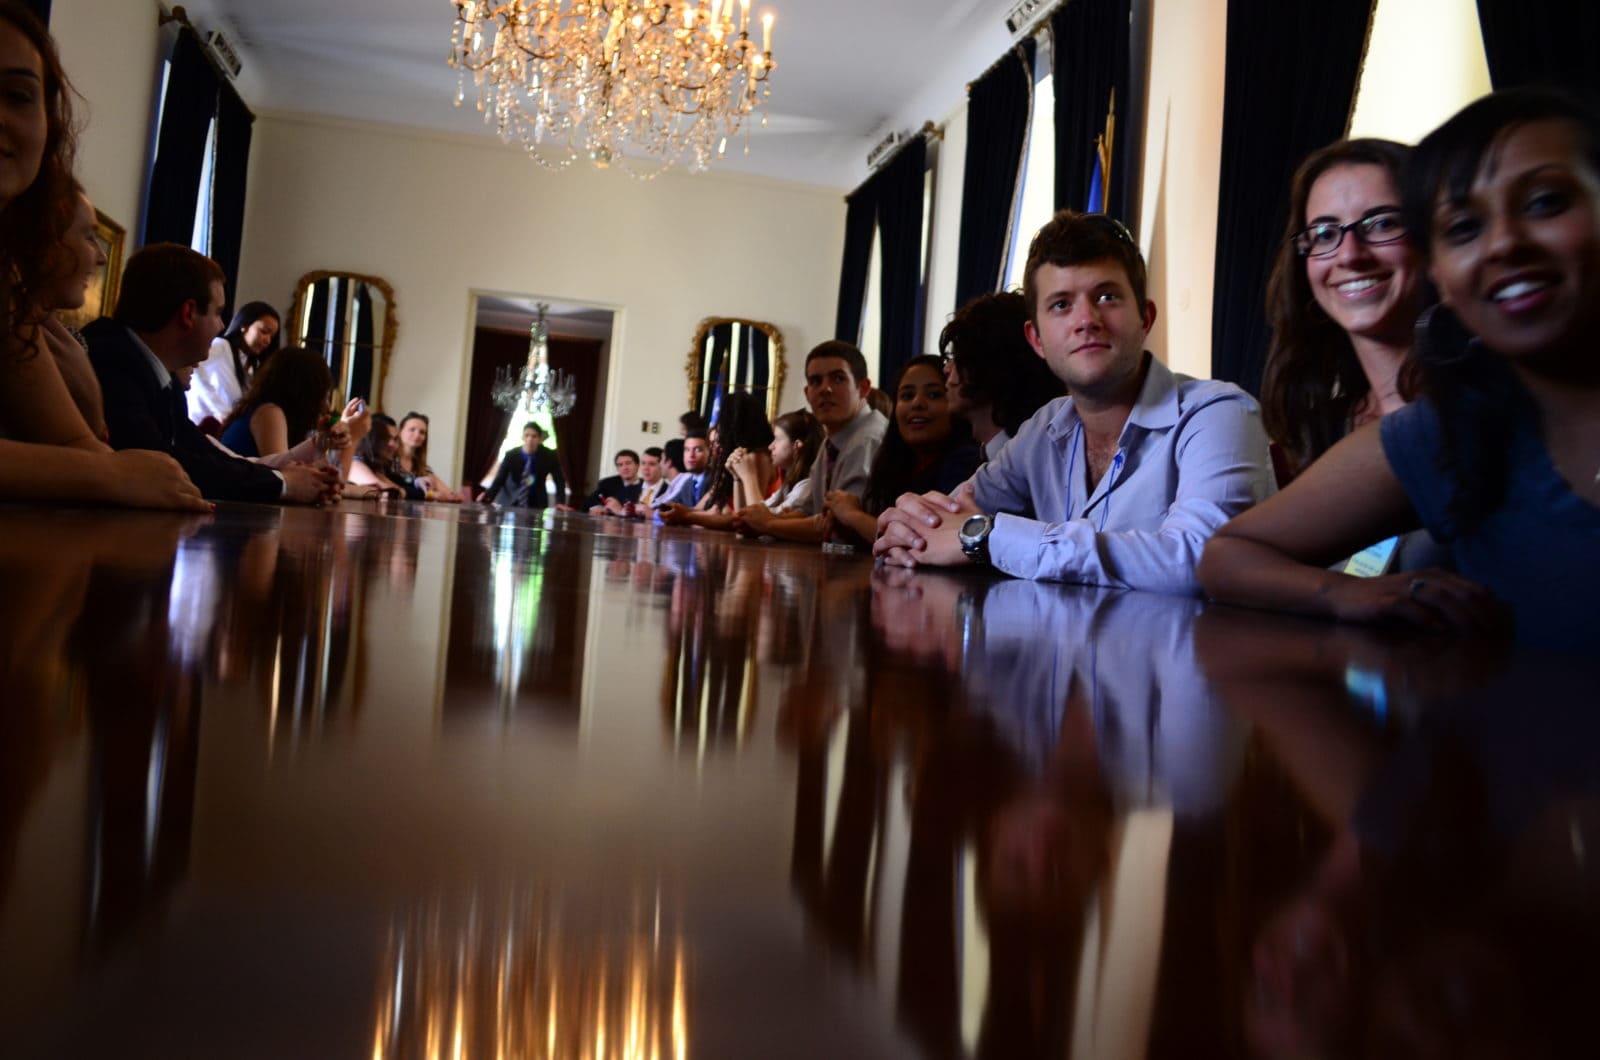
xmin=492 ymin=303 xmax=579 ymax=416
xmin=448 ymin=0 xmax=778 ymax=176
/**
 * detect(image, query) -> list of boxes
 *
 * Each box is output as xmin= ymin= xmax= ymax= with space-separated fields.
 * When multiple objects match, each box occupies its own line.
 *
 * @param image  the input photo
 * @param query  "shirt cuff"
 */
xmin=987 ymin=512 xmax=1052 ymax=581
xmin=272 ymin=469 xmax=286 ymax=499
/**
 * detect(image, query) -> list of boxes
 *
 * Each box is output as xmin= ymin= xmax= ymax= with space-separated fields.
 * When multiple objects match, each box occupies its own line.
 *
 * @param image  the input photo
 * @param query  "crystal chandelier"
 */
xmin=492 ymin=304 xmax=579 ymax=417
xmin=448 ymin=0 xmax=777 ymax=176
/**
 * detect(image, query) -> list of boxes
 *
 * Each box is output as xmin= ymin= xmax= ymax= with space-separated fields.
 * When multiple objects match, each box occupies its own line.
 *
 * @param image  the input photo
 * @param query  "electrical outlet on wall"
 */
xmin=650 ymin=422 xmax=660 ymax=434
xmin=641 ymin=420 xmax=649 ymax=431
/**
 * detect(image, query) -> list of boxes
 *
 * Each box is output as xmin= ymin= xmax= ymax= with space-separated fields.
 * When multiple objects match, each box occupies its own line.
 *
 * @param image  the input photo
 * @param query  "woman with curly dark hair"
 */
xmin=0 ymin=2 xmax=206 ymax=510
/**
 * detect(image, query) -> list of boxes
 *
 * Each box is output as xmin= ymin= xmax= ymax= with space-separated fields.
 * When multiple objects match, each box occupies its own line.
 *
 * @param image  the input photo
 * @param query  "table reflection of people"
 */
xmin=782 ymin=575 xmax=1243 ymax=1056
xmin=1195 ymin=612 xmax=1597 ymax=1057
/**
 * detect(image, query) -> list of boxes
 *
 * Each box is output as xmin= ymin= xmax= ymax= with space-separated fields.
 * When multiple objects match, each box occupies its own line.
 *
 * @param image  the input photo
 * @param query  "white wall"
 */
xmin=1134 ymin=0 xmax=1228 ymax=377
xmin=1349 ymin=0 xmax=1491 ymax=144
xmin=50 ymin=0 xmax=165 ymax=234
xmin=236 ymin=114 xmax=844 ymax=483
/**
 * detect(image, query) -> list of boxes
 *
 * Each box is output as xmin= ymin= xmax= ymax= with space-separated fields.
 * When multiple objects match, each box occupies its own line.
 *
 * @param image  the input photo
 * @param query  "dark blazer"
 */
xmin=84 ymin=318 xmax=283 ymax=503
xmin=487 ymin=445 xmax=566 ymax=508
xmin=581 ymin=474 xmax=643 ymax=510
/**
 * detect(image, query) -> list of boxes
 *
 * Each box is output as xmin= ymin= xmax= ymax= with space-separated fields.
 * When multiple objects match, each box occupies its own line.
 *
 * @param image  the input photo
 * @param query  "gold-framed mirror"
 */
xmin=288 ymin=271 xmax=397 ymax=407
xmin=685 ymin=317 xmax=786 ymax=423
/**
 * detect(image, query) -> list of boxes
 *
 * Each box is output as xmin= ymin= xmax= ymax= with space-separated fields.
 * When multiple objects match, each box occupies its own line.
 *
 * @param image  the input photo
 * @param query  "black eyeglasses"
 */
xmin=1292 ymin=210 xmax=1409 ymax=257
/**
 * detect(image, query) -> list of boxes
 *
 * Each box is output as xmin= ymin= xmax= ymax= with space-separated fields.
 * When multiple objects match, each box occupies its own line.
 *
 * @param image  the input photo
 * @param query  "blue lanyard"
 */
xmin=1069 ymin=422 xmax=1123 ymax=532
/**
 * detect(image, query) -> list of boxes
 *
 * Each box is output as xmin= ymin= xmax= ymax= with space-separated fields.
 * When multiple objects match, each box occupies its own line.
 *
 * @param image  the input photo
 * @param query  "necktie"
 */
xmin=689 ymin=473 xmax=704 ymax=505
xmin=824 ymin=440 xmax=840 ymax=489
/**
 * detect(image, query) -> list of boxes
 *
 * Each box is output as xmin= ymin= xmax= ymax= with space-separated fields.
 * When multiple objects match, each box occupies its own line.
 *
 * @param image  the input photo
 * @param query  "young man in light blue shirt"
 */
xmin=875 ymin=211 xmax=1275 ymax=595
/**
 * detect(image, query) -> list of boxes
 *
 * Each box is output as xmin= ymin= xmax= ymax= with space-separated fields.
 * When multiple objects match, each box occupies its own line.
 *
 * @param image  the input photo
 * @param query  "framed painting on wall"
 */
xmin=60 ymin=209 xmax=126 ymax=329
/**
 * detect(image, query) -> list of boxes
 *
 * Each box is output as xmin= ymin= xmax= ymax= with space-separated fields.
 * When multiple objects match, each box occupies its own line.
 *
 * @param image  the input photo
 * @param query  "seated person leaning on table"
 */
xmin=648 ymin=431 xmax=709 ymax=510
xmin=827 ymin=355 xmax=982 ymax=544
xmin=567 ymin=448 xmax=644 ymax=514
xmin=85 ymin=243 xmax=342 ymax=506
xmin=734 ymin=341 xmax=888 ymax=543
xmin=659 ymin=394 xmax=773 ymax=529
xmin=875 ymin=210 xmax=1276 ymax=594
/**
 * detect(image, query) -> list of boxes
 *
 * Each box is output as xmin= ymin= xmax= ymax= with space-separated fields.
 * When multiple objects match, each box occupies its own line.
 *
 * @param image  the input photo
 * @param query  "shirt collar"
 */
xmin=827 ymin=402 xmax=878 ymax=448
xmin=1043 ymin=352 xmax=1180 ymax=440
xmin=126 ymin=326 xmax=173 ymax=390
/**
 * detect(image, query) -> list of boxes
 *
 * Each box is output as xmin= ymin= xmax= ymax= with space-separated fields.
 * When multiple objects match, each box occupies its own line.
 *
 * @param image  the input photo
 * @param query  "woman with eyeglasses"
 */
xmin=1201 ymin=88 xmax=1600 ymax=651
xmin=1262 ymin=138 xmax=1422 ymax=483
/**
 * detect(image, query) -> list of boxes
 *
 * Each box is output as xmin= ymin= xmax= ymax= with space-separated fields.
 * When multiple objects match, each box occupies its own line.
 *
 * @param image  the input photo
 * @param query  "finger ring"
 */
xmin=1408 ymin=577 xmax=1425 ymax=600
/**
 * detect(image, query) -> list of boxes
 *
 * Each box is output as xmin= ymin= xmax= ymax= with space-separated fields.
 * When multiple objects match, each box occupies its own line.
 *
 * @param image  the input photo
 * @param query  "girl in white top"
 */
xmin=187 ymin=301 xmax=280 ymax=428
xmin=738 ymin=408 xmax=823 ymax=514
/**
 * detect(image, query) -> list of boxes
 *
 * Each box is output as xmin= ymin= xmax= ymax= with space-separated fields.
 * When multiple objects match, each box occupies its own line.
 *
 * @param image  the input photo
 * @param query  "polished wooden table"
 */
xmin=1 ymin=501 xmax=1594 ymax=1058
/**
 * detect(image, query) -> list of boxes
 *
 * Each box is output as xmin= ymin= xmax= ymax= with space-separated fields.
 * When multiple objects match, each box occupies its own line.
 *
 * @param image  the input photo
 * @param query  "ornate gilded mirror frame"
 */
xmin=685 ymin=317 xmax=786 ymax=423
xmin=288 ymin=270 xmax=399 ymax=408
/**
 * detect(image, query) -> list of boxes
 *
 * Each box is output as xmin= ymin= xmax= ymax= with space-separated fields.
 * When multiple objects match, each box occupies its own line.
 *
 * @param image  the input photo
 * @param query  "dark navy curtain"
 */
xmin=954 ymin=40 xmax=1035 ymax=308
xmin=143 ymin=31 xmax=220 ymax=247
xmin=208 ymin=85 xmax=255 ymax=317
xmin=1476 ymin=0 xmax=1600 ymax=96
xmin=1209 ymin=0 xmax=1374 ymax=392
xmin=834 ymin=189 xmax=878 ymax=344
xmin=874 ymin=136 xmax=928 ymax=384
xmin=1052 ymin=0 xmax=1134 ymax=222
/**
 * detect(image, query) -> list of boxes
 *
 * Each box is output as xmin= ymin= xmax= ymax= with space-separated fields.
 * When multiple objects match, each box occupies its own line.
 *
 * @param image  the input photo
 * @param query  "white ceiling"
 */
xmin=173 ymin=0 xmax=1015 ymax=189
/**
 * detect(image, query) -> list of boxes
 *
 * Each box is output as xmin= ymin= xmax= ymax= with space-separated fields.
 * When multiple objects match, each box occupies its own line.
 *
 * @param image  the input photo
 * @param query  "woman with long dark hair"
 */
xmin=219 ymin=346 xmax=369 ymax=471
xmin=1261 ymin=138 xmax=1420 ymax=482
xmin=0 ymin=1 xmax=205 ymax=510
xmin=187 ymin=301 xmax=281 ymax=431
xmin=394 ymin=411 xmax=465 ymax=502
xmin=739 ymin=408 xmax=823 ymax=514
xmin=829 ymin=355 xmax=981 ymax=543
xmin=1201 ymin=88 xmax=1600 ymax=651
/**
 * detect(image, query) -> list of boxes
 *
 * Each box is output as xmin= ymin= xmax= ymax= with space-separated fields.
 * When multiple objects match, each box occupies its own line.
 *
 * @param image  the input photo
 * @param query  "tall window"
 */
xmin=1003 ymin=68 xmax=1056 ymax=290
xmin=1348 ymin=0 xmax=1490 ymax=143
xmin=190 ymin=114 xmax=218 ymax=255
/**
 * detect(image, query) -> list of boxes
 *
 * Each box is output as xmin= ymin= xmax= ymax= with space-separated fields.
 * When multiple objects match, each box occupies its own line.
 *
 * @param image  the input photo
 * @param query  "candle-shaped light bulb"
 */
xmin=740 ymin=0 xmax=751 ymax=33
xmin=762 ymin=11 xmax=772 ymax=52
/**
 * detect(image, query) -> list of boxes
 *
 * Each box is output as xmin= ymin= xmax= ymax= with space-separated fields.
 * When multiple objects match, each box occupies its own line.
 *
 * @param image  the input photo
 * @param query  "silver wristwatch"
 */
xmin=958 ymin=513 xmax=994 ymax=564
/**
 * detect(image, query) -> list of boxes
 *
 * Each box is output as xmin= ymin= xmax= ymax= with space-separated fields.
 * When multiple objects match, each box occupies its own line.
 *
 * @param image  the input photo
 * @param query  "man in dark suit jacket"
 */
xmin=86 ymin=244 xmax=336 ymax=505
xmin=487 ymin=422 xmax=566 ymax=508
xmin=575 ymin=448 xmax=644 ymax=513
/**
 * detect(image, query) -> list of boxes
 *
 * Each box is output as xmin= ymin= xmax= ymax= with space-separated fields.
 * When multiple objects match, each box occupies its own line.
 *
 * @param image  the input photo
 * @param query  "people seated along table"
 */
xmin=827 ymin=355 xmax=982 ymax=544
xmin=84 ymin=243 xmax=341 ymax=505
xmin=0 ymin=5 xmax=206 ymax=513
xmin=486 ymin=421 xmax=567 ymax=508
xmin=185 ymin=301 xmax=280 ymax=436
xmin=566 ymin=448 xmax=643 ymax=514
xmin=875 ymin=211 xmax=1276 ymax=593
xmin=1200 ymin=88 xmax=1600 ymax=654
xmin=659 ymin=393 xmax=772 ymax=531
xmin=1258 ymin=135 xmax=1446 ymax=573
xmin=733 ymin=341 xmax=888 ymax=544
xmin=648 ymin=432 xmax=709 ymax=511
xmin=940 ymin=290 xmax=1065 ymax=462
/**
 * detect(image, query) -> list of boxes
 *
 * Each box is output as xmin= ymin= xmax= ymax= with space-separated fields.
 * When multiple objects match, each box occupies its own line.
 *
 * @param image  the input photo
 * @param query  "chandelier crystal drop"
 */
xmin=449 ymin=0 xmax=778 ymax=177
xmin=491 ymin=304 xmax=579 ymax=417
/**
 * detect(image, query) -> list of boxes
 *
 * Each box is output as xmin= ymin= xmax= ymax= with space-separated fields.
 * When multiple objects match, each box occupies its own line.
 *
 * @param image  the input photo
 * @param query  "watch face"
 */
xmin=960 ymin=514 xmax=990 ymax=544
